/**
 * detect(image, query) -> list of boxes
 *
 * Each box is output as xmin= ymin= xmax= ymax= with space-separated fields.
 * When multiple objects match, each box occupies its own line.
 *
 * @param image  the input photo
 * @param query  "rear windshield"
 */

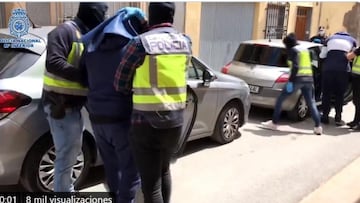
xmin=233 ymin=43 xmax=288 ymax=67
xmin=0 ymin=45 xmax=40 ymax=79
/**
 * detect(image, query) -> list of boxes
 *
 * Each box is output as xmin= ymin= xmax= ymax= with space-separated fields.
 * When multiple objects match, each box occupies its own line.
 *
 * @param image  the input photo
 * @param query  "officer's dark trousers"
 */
xmin=92 ymin=121 xmax=140 ymax=203
xmin=321 ymin=71 xmax=349 ymax=120
xmin=130 ymin=122 xmax=182 ymax=203
xmin=352 ymin=75 xmax=360 ymax=124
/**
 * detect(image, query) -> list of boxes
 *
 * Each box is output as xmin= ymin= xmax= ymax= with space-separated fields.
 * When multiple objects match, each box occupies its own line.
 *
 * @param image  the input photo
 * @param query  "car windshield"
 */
xmin=233 ymin=43 xmax=288 ymax=68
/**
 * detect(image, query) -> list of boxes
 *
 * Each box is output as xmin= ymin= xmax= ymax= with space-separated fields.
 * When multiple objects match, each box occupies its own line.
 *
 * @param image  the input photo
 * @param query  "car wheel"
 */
xmin=20 ymin=134 xmax=91 ymax=192
xmin=212 ymin=102 xmax=242 ymax=144
xmin=287 ymin=95 xmax=308 ymax=121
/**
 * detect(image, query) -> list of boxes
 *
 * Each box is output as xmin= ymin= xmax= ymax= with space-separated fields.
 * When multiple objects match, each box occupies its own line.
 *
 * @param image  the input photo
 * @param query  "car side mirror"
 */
xmin=202 ymin=70 xmax=215 ymax=87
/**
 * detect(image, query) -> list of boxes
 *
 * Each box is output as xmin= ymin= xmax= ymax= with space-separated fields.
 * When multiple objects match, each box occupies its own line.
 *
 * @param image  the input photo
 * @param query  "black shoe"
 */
xmin=347 ymin=121 xmax=357 ymax=128
xmin=321 ymin=116 xmax=329 ymax=124
xmin=351 ymin=124 xmax=360 ymax=130
xmin=335 ymin=118 xmax=345 ymax=126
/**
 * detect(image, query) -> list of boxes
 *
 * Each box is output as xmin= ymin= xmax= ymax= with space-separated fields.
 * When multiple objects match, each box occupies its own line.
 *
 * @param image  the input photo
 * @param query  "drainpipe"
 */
xmin=317 ymin=2 xmax=322 ymax=28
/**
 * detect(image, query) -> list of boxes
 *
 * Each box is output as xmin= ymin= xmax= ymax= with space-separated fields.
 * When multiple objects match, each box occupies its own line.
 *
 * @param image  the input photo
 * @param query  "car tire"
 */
xmin=211 ymin=102 xmax=242 ymax=144
xmin=287 ymin=95 xmax=308 ymax=121
xmin=20 ymin=134 xmax=91 ymax=192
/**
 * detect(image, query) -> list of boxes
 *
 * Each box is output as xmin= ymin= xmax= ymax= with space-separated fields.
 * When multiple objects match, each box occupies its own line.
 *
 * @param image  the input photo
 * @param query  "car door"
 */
xmin=173 ymin=85 xmax=198 ymax=157
xmin=186 ymin=57 xmax=219 ymax=139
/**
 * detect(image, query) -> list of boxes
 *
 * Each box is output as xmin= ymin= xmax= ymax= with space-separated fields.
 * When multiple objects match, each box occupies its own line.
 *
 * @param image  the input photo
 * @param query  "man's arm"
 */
xmin=347 ymin=47 xmax=360 ymax=61
xmin=113 ymin=37 xmax=146 ymax=94
xmin=45 ymin=23 xmax=83 ymax=82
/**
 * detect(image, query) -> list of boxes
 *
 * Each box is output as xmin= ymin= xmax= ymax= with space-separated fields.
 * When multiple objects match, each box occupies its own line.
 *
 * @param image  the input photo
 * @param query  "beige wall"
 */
xmin=318 ymin=2 xmax=355 ymax=36
xmin=252 ymin=2 xmax=267 ymax=39
xmin=184 ymin=2 xmax=201 ymax=57
xmin=252 ymin=2 xmax=319 ymax=40
xmin=5 ymin=2 xmax=26 ymax=24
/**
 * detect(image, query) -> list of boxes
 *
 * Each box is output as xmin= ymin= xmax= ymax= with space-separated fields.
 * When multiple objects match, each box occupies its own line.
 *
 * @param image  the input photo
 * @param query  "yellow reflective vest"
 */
xmin=133 ymin=28 xmax=192 ymax=111
xmin=352 ymin=56 xmax=360 ymax=75
xmin=43 ymin=22 xmax=88 ymax=96
xmin=287 ymin=46 xmax=313 ymax=77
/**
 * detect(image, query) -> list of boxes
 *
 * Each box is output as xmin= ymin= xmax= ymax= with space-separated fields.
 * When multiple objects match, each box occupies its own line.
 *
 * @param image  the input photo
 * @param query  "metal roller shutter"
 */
xmin=199 ymin=2 xmax=255 ymax=70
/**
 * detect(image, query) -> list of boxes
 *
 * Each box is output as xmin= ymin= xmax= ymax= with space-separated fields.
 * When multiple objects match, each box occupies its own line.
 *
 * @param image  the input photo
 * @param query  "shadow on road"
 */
xmin=243 ymin=127 xmax=314 ymax=137
xmin=247 ymin=106 xmax=354 ymax=137
xmin=179 ymin=138 xmax=219 ymax=157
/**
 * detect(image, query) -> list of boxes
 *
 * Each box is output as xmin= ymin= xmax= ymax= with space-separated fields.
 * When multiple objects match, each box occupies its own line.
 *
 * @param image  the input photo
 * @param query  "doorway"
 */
xmin=295 ymin=6 xmax=312 ymax=40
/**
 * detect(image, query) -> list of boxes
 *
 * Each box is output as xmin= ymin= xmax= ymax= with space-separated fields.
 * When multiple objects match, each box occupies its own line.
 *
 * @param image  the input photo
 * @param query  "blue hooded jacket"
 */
xmin=80 ymin=8 xmax=145 ymax=123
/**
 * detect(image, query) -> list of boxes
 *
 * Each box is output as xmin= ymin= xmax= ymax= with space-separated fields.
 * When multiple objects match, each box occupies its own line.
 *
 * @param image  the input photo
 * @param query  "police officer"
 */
xmin=42 ymin=3 xmax=108 ymax=192
xmin=310 ymin=26 xmax=327 ymax=45
xmin=80 ymin=7 xmax=147 ymax=203
xmin=261 ymin=33 xmax=322 ymax=135
xmin=113 ymin=2 xmax=192 ymax=203
xmin=310 ymin=26 xmax=327 ymax=101
xmin=346 ymin=47 xmax=360 ymax=129
xmin=320 ymin=31 xmax=357 ymax=126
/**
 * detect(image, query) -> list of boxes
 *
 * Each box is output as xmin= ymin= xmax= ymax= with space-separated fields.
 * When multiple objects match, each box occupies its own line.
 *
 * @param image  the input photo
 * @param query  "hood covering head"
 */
xmin=77 ymin=2 xmax=108 ymax=30
xmin=82 ymin=7 xmax=147 ymax=52
xmin=283 ymin=33 xmax=298 ymax=49
xmin=148 ymin=2 xmax=175 ymax=26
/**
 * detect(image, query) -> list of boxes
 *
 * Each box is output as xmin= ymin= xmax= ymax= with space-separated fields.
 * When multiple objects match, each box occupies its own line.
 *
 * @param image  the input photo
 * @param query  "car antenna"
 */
xmin=16 ymin=2 xmax=42 ymax=28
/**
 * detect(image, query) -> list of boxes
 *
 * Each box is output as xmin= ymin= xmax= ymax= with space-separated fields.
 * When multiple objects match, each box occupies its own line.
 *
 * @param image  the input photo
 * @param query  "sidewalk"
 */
xmin=299 ymin=155 xmax=360 ymax=203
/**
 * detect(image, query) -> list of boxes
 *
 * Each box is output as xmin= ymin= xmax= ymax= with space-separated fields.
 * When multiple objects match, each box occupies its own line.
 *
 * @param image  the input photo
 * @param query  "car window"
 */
xmin=0 ymin=45 xmax=40 ymax=79
xmin=233 ymin=43 xmax=288 ymax=67
xmin=188 ymin=58 xmax=204 ymax=80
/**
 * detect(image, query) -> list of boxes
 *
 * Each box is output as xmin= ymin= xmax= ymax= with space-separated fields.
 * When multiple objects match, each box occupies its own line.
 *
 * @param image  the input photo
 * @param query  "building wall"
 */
xmin=319 ymin=2 xmax=356 ymax=36
xmin=252 ymin=3 xmax=267 ymax=40
xmin=185 ymin=2 xmax=201 ymax=57
xmin=4 ymin=2 xmax=26 ymax=25
xmin=252 ymin=2 xmax=322 ymax=40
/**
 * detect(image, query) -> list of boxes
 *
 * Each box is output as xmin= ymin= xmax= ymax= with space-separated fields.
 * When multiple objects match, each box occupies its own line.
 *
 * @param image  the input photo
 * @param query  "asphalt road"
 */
xmin=83 ymin=103 xmax=360 ymax=203
xmin=3 ymin=103 xmax=360 ymax=203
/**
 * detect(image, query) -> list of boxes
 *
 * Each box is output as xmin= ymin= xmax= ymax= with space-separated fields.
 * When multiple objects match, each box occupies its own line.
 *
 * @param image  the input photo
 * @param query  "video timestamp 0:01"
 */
xmin=0 ymin=194 xmax=18 ymax=203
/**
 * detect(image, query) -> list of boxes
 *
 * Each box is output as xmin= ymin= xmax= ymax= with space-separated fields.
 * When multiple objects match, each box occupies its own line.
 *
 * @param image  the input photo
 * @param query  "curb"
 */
xmin=299 ymin=156 xmax=360 ymax=203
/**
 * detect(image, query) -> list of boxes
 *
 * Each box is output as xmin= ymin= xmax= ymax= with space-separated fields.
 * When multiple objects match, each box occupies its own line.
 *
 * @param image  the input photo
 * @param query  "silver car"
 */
xmin=222 ymin=39 xmax=352 ymax=121
xmin=0 ymin=26 xmax=251 ymax=191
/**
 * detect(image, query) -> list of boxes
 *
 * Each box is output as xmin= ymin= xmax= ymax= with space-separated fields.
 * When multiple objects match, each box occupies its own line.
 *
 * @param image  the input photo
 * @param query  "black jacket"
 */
xmin=42 ymin=18 xmax=88 ymax=108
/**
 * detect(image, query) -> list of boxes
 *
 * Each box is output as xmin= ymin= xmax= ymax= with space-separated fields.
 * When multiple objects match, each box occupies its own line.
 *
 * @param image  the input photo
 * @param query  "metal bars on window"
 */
xmin=264 ymin=2 xmax=290 ymax=40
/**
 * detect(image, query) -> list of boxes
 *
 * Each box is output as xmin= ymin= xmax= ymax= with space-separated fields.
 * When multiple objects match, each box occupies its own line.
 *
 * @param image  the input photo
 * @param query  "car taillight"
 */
xmin=0 ymin=90 xmax=31 ymax=119
xmin=221 ymin=62 xmax=232 ymax=74
xmin=275 ymin=73 xmax=289 ymax=83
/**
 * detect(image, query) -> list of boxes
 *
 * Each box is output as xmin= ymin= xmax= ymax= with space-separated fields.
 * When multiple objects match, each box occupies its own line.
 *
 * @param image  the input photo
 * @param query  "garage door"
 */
xmin=199 ymin=2 xmax=255 ymax=71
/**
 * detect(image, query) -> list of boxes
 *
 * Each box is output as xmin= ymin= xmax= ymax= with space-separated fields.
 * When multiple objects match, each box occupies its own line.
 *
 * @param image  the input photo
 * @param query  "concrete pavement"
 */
xmin=82 ymin=140 xmax=360 ymax=203
xmin=81 ymin=104 xmax=360 ymax=203
xmin=299 ymin=155 xmax=360 ymax=203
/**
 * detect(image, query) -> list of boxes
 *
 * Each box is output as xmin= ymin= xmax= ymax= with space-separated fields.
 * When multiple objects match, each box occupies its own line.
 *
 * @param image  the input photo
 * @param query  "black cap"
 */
xmin=148 ymin=2 xmax=175 ymax=26
xmin=283 ymin=33 xmax=298 ymax=49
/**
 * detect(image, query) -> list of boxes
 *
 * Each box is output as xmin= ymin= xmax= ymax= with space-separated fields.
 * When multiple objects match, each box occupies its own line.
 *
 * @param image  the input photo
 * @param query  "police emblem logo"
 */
xmin=8 ymin=8 xmax=30 ymax=38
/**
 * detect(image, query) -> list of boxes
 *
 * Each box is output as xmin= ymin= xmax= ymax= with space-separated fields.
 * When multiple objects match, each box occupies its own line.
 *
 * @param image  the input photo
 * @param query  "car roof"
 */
xmin=0 ymin=26 xmax=55 ymax=55
xmin=241 ymin=39 xmax=322 ymax=49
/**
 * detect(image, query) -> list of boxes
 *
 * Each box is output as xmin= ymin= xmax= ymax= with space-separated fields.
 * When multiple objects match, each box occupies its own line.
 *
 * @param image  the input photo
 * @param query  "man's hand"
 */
xmin=121 ymin=7 xmax=147 ymax=24
xmin=346 ymin=52 xmax=356 ymax=61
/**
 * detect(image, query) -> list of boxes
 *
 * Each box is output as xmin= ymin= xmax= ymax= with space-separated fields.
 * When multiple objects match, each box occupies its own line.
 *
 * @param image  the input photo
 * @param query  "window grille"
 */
xmin=264 ymin=2 xmax=290 ymax=40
